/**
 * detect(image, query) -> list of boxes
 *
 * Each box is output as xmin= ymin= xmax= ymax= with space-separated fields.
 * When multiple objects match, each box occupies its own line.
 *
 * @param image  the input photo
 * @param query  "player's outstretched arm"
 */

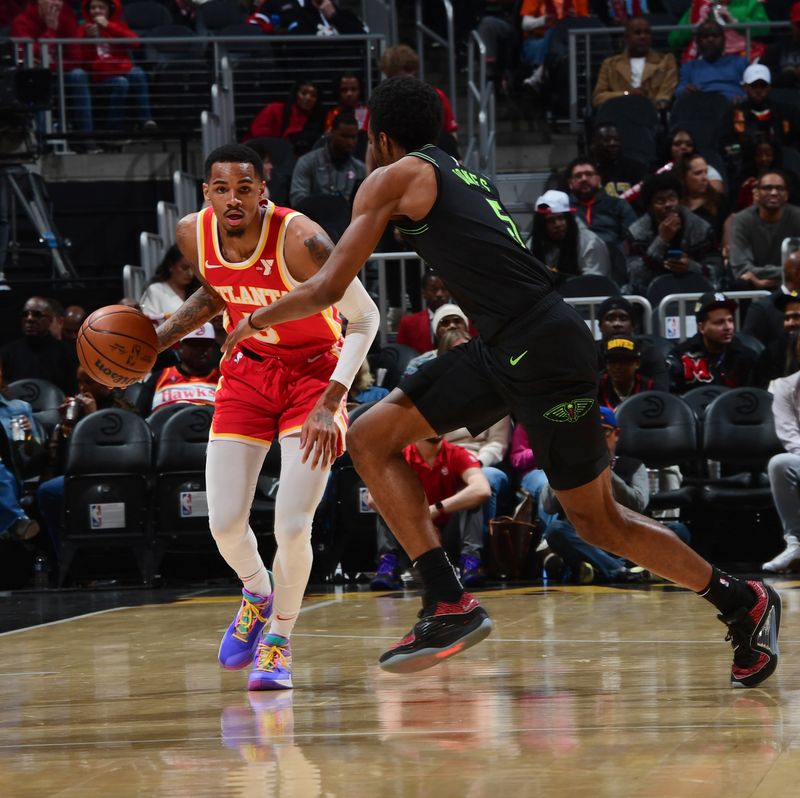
xmin=154 ymin=215 xmax=226 ymax=351
xmin=221 ymin=164 xmax=411 ymax=359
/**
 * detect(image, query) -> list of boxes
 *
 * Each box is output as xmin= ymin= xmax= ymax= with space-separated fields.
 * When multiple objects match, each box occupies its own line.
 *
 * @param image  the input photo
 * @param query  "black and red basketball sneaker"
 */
xmin=719 ymin=580 xmax=781 ymax=688
xmin=378 ymin=593 xmax=493 ymax=674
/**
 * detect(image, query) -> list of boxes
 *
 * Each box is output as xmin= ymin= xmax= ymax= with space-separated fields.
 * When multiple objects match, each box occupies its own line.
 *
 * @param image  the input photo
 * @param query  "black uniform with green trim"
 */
xmin=397 ymin=146 xmax=608 ymax=490
xmin=394 ymin=145 xmax=553 ymax=343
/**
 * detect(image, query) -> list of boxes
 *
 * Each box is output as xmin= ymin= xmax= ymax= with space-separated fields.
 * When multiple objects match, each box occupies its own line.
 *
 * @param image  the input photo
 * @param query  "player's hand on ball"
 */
xmin=221 ymin=316 xmax=262 ymax=361
xmin=300 ymin=398 xmax=344 ymax=470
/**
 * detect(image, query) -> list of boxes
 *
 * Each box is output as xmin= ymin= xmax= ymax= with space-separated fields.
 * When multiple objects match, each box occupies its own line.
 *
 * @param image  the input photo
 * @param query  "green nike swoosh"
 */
xmin=509 ymin=350 xmax=528 ymax=366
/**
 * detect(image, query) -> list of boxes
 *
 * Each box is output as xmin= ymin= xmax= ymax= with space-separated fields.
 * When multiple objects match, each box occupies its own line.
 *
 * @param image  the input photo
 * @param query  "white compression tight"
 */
xmin=206 ymin=436 xmax=331 ymax=640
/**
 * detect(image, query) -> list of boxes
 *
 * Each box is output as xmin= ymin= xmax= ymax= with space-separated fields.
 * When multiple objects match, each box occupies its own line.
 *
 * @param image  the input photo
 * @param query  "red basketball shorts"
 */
xmin=211 ymin=347 xmax=348 ymax=447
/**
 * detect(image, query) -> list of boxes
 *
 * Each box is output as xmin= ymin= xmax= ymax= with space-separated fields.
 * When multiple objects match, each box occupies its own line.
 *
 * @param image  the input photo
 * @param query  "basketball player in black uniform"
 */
xmin=223 ymin=76 xmax=781 ymax=687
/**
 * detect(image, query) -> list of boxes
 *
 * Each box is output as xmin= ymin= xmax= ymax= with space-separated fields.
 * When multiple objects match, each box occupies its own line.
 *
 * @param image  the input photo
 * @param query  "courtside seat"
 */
xmin=616 ymin=390 xmax=699 ymax=513
xmin=61 ymin=409 xmax=153 ymax=585
xmin=698 ymin=388 xmax=784 ymax=564
xmin=153 ymin=404 xmax=213 ymax=541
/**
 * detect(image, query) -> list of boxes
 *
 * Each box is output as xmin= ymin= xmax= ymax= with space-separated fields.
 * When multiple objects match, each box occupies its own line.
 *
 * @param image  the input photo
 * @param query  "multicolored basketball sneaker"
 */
xmin=218 ymin=581 xmax=274 ymax=670
xmin=248 ymin=635 xmax=293 ymax=691
xmin=719 ymin=580 xmax=781 ymax=688
xmin=378 ymin=592 xmax=493 ymax=674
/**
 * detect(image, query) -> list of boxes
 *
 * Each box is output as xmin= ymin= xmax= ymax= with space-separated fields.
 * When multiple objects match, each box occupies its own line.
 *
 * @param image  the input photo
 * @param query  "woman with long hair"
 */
xmin=623 ymin=127 xmax=725 ymax=203
xmin=530 ymin=191 xmax=611 ymax=283
xmin=243 ymin=79 xmax=326 ymax=157
xmin=139 ymin=244 xmax=199 ymax=320
xmin=675 ymin=152 xmax=728 ymax=242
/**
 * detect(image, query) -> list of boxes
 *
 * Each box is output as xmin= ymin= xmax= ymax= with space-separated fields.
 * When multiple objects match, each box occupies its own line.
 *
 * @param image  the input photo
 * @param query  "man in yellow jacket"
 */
xmin=592 ymin=17 xmax=678 ymax=109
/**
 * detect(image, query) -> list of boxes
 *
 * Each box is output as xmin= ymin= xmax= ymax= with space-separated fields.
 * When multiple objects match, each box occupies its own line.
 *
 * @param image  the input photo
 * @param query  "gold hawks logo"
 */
xmin=543 ymin=398 xmax=595 ymax=423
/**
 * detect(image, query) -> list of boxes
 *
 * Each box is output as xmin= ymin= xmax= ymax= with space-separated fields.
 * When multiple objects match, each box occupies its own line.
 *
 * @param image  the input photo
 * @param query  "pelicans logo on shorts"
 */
xmin=543 ymin=398 xmax=595 ymax=423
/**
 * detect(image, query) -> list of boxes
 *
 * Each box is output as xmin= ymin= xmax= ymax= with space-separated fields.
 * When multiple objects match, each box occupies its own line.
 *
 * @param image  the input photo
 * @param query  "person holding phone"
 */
xmin=625 ymin=173 xmax=716 ymax=295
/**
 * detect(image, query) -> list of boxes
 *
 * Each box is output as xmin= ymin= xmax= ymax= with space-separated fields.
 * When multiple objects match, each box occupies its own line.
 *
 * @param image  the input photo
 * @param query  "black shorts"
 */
xmin=399 ymin=295 xmax=608 ymax=491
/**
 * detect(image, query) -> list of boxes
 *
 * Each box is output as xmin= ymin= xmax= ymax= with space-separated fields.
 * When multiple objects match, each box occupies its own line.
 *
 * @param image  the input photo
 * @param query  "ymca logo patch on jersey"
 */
xmin=543 ymin=398 xmax=595 ymax=423
xmin=257 ymin=259 xmax=274 ymax=275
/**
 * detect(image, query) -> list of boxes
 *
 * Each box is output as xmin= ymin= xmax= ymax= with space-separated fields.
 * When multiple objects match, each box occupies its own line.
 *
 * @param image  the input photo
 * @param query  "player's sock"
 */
xmin=242 ymin=564 xmax=272 ymax=598
xmin=415 ymin=547 xmax=464 ymax=606
xmin=698 ymin=566 xmax=757 ymax=615
xmin=269 ymin=613 xmax=298 ymax=639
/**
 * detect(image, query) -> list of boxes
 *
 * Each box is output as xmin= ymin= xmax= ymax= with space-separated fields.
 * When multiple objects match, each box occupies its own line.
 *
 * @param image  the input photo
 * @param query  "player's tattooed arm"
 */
xmin=303 ymin=233 xmax=334 ymax=269
xmin=156 ymin=212 xmax=226 ymax=352
xmin=155 ymin=287 xmax=225 ymax=351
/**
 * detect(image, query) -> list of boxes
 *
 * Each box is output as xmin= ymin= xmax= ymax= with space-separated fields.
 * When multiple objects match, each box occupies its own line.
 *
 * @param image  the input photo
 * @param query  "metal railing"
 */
xmin=173 ymin=171 xmax=199 ymax=220
xmin=12 ymin=33 xmax=384 ymax=141
xmin=139 ymin=232 xmax=165 ymax=283
xmin=568 ymin=20 xmax=791 ymax=132
xmin=362 ymin=0 xmax=398 ymax=45
xmin=157 ymin=201 xmax=178 ymax=251
xmin=362 ymin=251 xmax=424 ymax=346
xmin=201 ymin=57 xmax=236 ymax=157
xmin=657 ymin=290 xmax=770 ymax=341
xmin=123 ymin=263 xmax=146 ymax=301
xmin=463 ymin=30 xmax=496 ymax=179
xmin=415 ymin=0 xmax=457 ymax=121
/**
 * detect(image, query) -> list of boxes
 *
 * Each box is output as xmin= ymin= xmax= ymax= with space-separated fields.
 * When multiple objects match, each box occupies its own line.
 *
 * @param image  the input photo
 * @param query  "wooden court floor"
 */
xmin=1 ymin=580 xmax=800 ymax=798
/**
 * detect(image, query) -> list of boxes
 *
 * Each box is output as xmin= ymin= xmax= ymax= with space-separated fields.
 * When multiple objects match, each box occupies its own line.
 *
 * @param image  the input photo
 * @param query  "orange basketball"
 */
xmin=76 ymin=305 xmax=159 ymax=388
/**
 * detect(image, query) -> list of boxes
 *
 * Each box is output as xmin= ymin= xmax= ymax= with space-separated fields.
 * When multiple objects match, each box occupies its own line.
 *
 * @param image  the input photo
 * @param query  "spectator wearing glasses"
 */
xmin=729 ymin=169 xmax=800 ymax=291
xmin=1 ymin=297 xmax=77 ymax=394
xmin=566 ymin=157 xmax=637 ymax=250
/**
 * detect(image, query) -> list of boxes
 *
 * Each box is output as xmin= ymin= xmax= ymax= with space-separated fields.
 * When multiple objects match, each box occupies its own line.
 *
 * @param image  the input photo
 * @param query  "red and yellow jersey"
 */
xmin=196 ymin=203 xmax=343 ymax=359
xmin=152 ymin=365 xmax=220 ymax=411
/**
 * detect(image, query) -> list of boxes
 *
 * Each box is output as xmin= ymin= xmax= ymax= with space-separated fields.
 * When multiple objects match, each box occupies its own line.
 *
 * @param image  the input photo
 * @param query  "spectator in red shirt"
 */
xmin=370 ymin=436 xmax=491 ymax=590
xmin=324 ymin=71 xmax=369 ymax=132
xmin=243 ymin=79 xmax=326 ymax=157
xmin=12 ymin=0 xmax=93 ymax=132
xmin=395 ymin=272 xmax=451 ymax=354
xmin=78 ymin=0 xmax=156 ymax=131
xmin=0 ymin=0 xmax=28 ymax=29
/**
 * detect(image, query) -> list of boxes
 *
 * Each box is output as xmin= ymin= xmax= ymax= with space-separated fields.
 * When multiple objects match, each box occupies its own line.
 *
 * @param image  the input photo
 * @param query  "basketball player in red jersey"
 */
xmin=154 ymin=144 xmax=379 ymax=690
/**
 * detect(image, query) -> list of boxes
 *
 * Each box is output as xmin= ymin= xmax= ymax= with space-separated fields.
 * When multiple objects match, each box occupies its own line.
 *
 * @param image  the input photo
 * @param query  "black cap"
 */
xmin=694 ymin=292 xmax=738 ymax=323
xmin=597 ymin=295 xmax=633 ymax=322
xmin=603 ymin=335 xmax=641 ymax=360
xmin=774 ymin=290 xmax=800 ymax=311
